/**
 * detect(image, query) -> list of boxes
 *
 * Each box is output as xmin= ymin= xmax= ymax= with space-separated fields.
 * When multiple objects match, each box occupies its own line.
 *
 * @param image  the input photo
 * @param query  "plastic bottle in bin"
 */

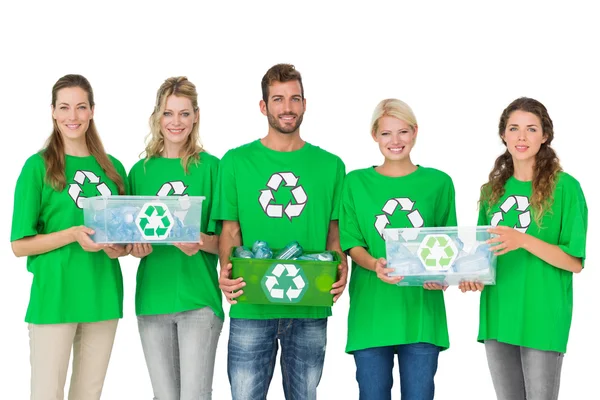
xmin=254 ymin=246 xmax=273 ymax=259
xmin=297 ymin=252 xmax=334 ymax=261
xmin=234 ymin=246 xmax=253 ymax=258
xmin=274 ymin=241 xmax=303 ymax=260
xmin=251 ymin=240 xmax=273 ymax=259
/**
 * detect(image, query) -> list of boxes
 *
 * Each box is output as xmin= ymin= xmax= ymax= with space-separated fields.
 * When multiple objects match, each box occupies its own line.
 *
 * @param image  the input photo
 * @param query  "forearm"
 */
xmin=199 ymin=233 xmax=219 ymax=255
xmin=218 ymin=221 xmax=242 ymax=268
xmin=522 ymin=235 xmax=583 ymax=273
xmin=12 ymin=228 xmax=75 ymax=257
xmin=348 ymin=246 xmax=376 ymax=272
xmin=326 ymin=221 xmax=348 ymax=267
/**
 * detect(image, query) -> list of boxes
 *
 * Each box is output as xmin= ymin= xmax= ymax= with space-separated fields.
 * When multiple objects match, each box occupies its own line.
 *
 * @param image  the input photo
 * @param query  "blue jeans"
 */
xmin=228 ymin=318 xmax=327 ymax=400
xmin=138 ymin=307 xmax=223 ymax=400
xmin=353 ymin=343 xmax=441 ymax=400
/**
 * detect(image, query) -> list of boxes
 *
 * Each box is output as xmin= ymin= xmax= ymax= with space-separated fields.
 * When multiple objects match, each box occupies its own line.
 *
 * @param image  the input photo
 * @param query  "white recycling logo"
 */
xmin=262 ymin=263 xmax=308 ymax=303
xmin=259 ymin=172 xmax=307 ymax=220
xmin=157 ymin=181 xmax=190 ymax=221
xmin=491 ymin=195 xmax=531 ymax=233
xmin=135 ymin=202 xmax=175 ymax=240
xmin=157 ymin=180 xmax=188 ymax=197
xmin=68 ymin=170 xmax=112 ymax=209
xmin=375 ymin=197 xmax=424 ymax=238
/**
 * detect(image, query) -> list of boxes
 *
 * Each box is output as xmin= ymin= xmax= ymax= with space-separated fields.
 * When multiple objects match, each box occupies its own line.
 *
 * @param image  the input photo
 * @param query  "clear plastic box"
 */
xmin=81 ymin=196 xmax=205 ymax=244
xmin=383 ymin=226 xmax=497 ymax=286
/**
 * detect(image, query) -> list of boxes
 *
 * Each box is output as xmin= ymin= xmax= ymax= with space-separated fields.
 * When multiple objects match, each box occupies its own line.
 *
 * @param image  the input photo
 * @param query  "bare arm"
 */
xmin=12 ymin=226 xmax=102 ymax=257
xmin=348 ymin=246 xmax=376 ymax=272
xmin=219 ymin=221 xmax=242 ymax=267
xmin=489 ymin=226 xmax=583 ymax=273
xmin=326 ymin=220 xmax=349 ymax=302
xmin=199 ymin=232 xmax=219 ymax=255
xmin=218 ymin=220 xmax=245 ymax=304
xmin=348 ymin=246 xmax=403 ymax=285
xmin=460 ymin=225 xmax=582 ymax=293
xmin=522 ymin=234 xmax=582 ymax=273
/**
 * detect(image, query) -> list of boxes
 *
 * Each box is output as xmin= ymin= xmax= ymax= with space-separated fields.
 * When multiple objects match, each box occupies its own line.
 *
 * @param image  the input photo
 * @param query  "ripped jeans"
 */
xmin=227 ymin=318 xmax=327 ymax=400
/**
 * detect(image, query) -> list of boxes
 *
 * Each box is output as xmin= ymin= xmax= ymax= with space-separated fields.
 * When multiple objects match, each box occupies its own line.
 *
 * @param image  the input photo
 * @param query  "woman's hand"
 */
xmin=71 ymin=226 xmax=103 ymax=252
xmin=487 ymin=226 xmax=527 ymax=255
xmin=130 ymin=243 xmax=153 ymax=258
xmin=375 ymin=258 xmax=403 ymax=285
xmin=174 ymin=242 xmax=202 ymax=256
xmin=458 ymin=281 xmax=485 ymax=293
xmin=103 ymin=244 xmax=130 ymax=259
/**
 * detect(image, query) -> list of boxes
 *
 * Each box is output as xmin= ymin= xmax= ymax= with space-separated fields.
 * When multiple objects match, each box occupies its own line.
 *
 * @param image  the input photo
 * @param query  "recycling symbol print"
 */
xmin=259 ymin=172 xmax=307 ymax=220
xmin=156 ymin=180 xmax=188 ymax=197
xmin=374 ymin=197 xmax=424 ymax=238
xmin=135 ymin=202 xmax=175 ymax=240
xmin=156 ymin=180 xmax=190 ymax=221
xmin=417 ymin=234 xmax=458 ymax=271
xmin=491 ymin=195 xmax=531 ymax=233
xmin=68 ymin=170 xmax=112 ymax=209
xmin=261 ymin=263 xmax=308 ymax=303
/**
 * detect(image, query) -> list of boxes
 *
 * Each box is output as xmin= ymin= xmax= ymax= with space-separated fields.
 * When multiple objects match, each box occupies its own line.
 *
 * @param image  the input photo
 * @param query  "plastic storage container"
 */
xmin=230 ymin=249 xmax=340 ymax=306
xmin=82 ymin=195 xmax=205 ymax=244
xmin=384 ymin=226 xmax=497 ymax=286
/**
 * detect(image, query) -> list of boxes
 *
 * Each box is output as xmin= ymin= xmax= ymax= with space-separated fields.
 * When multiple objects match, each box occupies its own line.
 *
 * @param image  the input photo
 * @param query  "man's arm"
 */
xmin=327 ymin=220 xmax=348 ymax=303
xmin=218 ymin=220 xmax=245 ymax=304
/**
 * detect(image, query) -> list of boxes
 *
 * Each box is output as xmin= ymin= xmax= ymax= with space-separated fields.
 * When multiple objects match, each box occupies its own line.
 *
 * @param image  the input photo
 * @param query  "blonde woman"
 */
xmin=340 ymin=99 xmax=455 ymax=400
xmin=11 ymin=74 xmax=128 ymax=400
xmin=128 ymin=76 xmax=223 ymax=400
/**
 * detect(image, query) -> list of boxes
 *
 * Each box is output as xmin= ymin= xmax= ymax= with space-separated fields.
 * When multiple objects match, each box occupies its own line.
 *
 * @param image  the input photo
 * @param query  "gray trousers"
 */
xmin=138 ymin=307 xmax=223 ymax=400
xmin=485 ymin=340 xmax=564 ymax=400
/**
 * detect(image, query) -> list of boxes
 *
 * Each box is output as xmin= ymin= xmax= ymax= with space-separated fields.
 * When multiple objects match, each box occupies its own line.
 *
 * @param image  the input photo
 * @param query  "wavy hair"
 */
xmin=144 ymin=76 xmax=203 ymax=172
xmin=43 ymin=74 xmax=125 ymax=194
xmin=480 ymin=97 xmax=562 ymax=226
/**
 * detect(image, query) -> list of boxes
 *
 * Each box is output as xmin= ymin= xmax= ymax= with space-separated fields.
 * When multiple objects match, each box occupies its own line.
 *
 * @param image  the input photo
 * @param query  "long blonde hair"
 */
xmin=144 ymin=76 xmax=203 ymax=172
xmin=43 ymin=74 xmax=125 ymax=194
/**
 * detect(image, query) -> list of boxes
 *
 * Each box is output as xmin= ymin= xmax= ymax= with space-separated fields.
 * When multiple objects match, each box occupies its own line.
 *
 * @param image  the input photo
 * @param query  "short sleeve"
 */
xmin=205 ymin=156 xmax=222 ymax=235
xmin=109 ymin=155 xmax=128 ymax=195
xmin=11 ymin=155 xmax=45 ymax=241
xmin=339 ymin=173 xmax=367 ymax=253
xmin=212 ymin=150 xmax=238 ymax=222
xmin=437 ymin=175 xmax=457 ymax=227
xmin=557 ymin=178 xmax=588 ymax=266
xmin=330 ymin=157 xmax=346 ymax=221
xmin=127 ymin=162 xmax=138 ymax=196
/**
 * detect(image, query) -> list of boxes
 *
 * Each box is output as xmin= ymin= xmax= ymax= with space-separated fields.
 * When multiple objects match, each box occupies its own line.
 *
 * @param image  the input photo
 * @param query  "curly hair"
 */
xmin=480 ymin=97 xmax=562 ymax=226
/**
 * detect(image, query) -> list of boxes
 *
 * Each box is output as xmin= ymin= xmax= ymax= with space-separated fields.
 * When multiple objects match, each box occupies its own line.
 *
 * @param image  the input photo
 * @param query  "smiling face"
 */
xmin=502 ymin=110 xmax=547 ymax=163
xmin=372 ymin=116 xmax=418 ymax=162
xmin=52 ymin=86 xmax=94 ymax=142
xmin=260 ymin=80 xmax=306 ymax=135
xmin=160 ymin=95 xmax=198 ymax=146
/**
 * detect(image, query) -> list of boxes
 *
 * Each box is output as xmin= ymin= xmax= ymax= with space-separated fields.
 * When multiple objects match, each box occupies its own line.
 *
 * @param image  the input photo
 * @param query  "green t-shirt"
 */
xmin=340 ymin=166 xmax=457 ymax=353
xmin=214 ymin=140 xmax=346 ymax=319
xmin=128 ymin=154 xmax=224 ymax=320
xmin=477 ymin=173 xmax=587 ymax=353
xmin=11 ymin=152 xmax=127 ymax=324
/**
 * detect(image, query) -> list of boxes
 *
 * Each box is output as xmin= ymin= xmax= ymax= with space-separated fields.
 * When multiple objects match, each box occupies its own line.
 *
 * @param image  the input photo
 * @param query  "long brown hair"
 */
xmin=43 ymin=74 xmax=125 ymax=194
xmin=480 ymin=97 xmax=562 ymax=226
xmin=144 ymin=76 xmax=203 ymax=173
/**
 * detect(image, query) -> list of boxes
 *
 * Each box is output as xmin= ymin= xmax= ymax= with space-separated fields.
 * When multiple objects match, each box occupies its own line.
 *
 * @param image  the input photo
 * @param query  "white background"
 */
xmin=1 ymin=1 xmax=598 ymax=399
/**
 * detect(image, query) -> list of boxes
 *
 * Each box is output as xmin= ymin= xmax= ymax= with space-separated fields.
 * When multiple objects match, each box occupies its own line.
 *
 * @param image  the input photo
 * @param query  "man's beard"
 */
xmin=266 ymin=111 xmax=304 ymax=134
